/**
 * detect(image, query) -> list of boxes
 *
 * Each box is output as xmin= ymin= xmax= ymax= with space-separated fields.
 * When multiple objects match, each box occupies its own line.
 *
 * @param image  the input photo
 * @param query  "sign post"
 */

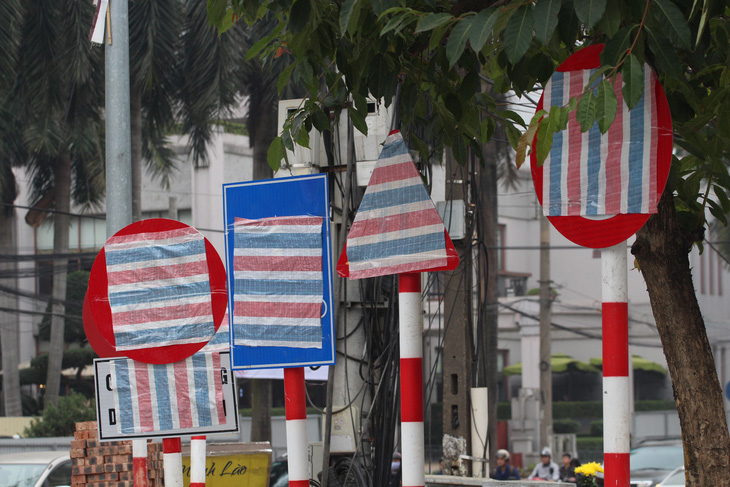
xmin=530 ymin=45 xmax=672 ymax=487
xmin=223 ymin=174 xmax=335 ymax=487
xmin=338 ymin=131 xmax=458 ymax=487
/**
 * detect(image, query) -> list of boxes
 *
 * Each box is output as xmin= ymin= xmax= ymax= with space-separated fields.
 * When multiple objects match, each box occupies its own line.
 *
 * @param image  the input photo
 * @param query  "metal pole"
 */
xmin=284 ymin=367 xmax=309 ymax=487
xmin=105 ymin=0 xmax=132 ymax=236
xmin=399 ymin=273 xmax=425 ymax=487
xmin=601 ymin=243 xmax=630 ymax=487
xmin=132 ymin=439 xmax=147 ymax=487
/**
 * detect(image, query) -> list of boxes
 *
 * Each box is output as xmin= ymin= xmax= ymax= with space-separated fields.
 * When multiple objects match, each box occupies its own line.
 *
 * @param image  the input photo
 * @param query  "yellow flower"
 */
xmin=574 ymin=462 xmax=605 ymax=477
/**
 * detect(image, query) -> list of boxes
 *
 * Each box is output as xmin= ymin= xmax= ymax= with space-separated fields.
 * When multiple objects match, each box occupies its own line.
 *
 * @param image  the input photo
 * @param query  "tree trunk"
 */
xmin=250 ymin=379 xmax=272 ymax=442
xmin=631 ymin=189 xmax=730 ymax=486
xmin=0 ymin=211 xmax=22 ymax=416
xmin=44 ymin=155 xmax=71 ymax=408
xmin=130 ymin=88 xmax=143 ymax=222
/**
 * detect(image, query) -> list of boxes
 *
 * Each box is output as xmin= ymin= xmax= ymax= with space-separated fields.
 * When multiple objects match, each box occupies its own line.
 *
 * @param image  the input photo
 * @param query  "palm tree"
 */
xmin=5 ymin=0 xmax=106 ymax=407
xmin=0 ymin=0 xmax=28 ymax=416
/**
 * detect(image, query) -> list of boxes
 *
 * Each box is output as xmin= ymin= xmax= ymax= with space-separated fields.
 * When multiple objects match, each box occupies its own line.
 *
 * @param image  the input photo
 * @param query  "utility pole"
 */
xmin=442 ymin=150 xmax=472 ymax=474
xmin=538 ymin=214 xmax=552 ymax=450
xmin=105 ymin=0 xmax=132 ymax=236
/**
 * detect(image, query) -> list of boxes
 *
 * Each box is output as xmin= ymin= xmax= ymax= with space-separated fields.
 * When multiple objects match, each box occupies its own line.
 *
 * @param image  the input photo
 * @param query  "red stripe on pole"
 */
xmin=191 ymin=436 xmax=206 ymax=440
xmin=284 ymin=367 xmax=307 ymax=420
xmin=602 ymin=302 xmax=629 ymax=377
xmin=163 ymin=438 xmax=182 ymax=454
xmin=190 ymin=484 xmax=205 ymax=487
xmin=288 ymin=480 xmax=310 ymax=487
xmin=133 ymin=457 xmax=147 ymax=487
xmin=400 ymin=357 xmax=423 ymax=422
xmin=399 ymin=273 xmax=420 ymax=294
xmin=603 ymin=452 xmax=630 ymax=487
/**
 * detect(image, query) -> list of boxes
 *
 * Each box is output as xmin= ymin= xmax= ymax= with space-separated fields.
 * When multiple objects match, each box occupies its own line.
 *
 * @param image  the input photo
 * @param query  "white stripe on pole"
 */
xmin=132 ymin=439 xmax=147 ymax=487
xmin=470 ymin=387 xmax=489 ymax=478
xmin=190 ymin=436 xmax=206 ymax=487
xmin=601 ymin=244 xmax=628 ymax=302
xmin=285 ymin=419 xmax=309 ymax=482
xmin=162 ymin=438 xmax=183 ymax=487
xmin=401 ymin=422 xmax=425 ymax=487
xmin=399 ymin=291 xmax=422 ymax=358
xmin=602 ymin=376 xmax=631 ymax=453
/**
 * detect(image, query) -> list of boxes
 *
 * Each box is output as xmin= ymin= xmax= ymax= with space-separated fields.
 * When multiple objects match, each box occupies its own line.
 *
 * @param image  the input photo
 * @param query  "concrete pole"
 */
xmin=284 ymin=367 xmax=309 ymax=487
xmin=190 ymin=436 xmax=206 ymax=487
xmin=538 ymin=215 xmax=552 ymax=451
xmin=162 ymin=438 xmax=183 ymax=487
xmin=399 ymin=273 xmax=425 ymax=487
xmin=105 ymin=0 xmax=132 ymax=237
xmin=602 ymin=243 xmax=630 ymax=487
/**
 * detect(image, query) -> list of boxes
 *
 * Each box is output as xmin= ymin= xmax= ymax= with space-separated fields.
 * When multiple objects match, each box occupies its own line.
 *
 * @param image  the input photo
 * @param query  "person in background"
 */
xmin=559 ymin=453 xmax=577 ymax=482
xmin=491 ymin=449 xmax=520 ymax=480
xmin=527 ymin=447 xmax=560 ymax=481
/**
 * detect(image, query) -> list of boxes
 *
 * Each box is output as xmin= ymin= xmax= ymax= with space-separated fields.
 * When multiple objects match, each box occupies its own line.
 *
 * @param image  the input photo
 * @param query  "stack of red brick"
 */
xmin=70 ymin=422 xmax=164 ymax=487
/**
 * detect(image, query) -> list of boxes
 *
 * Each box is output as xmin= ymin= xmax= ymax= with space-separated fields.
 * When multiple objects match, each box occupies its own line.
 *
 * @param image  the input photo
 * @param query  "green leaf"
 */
xmin=504 ymin=5 xmax=534 ymax=65
xmin=516 ymin=109 xmax=547 ymax=169
xmin=340 ymin=0 xmax=360 ymax=34
xmin=277 ymin=64 xmax=295 ymax=96
xmin=381 ymin=12 xmax=413 ymax=36
xmin=595 ymin=80 xmax=618 ymax=134
xmin=415 ymin=13 xmax=453 ymax=33
xmin=576 ymin=92 xmax=597 ymax=132
xmin=596 ymin=2 xmax=621 ymax=37
xmin=446 ymin=17 xmax=472 ymax=67
xmin=652 ymin=0 xmax=692 ymax=50
xmin=645 ymin=27 xmax=684 ymax=78
xmin=288 ymin=0 xmax=311 ymax=34
xmin=207 ymin=0 xmax=229 ymax=29
xmin=600 ymin=25 xmax=635 ymax=67
xmin=551 ymin=105 xmax=570 ymax=131
xmin=469 ymin=8 xmax=499 ymax=52
xmin=429 ymin=22 xmax=450 ymax=50
xmin=533 ymin=0 xmax=561 ymax=44
xmin=312 ymin=110 xmax=329 ymax=132
xmin=535 ymin=118 xmax=554 ymax=165
xmin=349 ymin=107 xmax=369 ymax=135
xmin=714 ymin=185 xmax=730 ymax=213
xmin=267 ymin=137 xmax=284 ymax=172
xmin=621 ymin=54 xmax=644 ymax=110
xmin=505 ymin=123 xmax=522 ymax=151
xmin=573 ymin=0 xmax=607 ymax=30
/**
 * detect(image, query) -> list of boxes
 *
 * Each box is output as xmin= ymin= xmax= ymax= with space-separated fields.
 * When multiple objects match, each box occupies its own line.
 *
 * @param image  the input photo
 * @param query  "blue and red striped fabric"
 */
xmin=111 ymin=352 xmax=226 ymax=434
xmin=542 ymin=64 xmax=659 ymax=216
xmin=346 ymin=131 xmax=448 ymax=279
xmin=104 ymin=227 xmax=216 ymax=351
xmin=232 ymin=216 xmax=324 ymax=349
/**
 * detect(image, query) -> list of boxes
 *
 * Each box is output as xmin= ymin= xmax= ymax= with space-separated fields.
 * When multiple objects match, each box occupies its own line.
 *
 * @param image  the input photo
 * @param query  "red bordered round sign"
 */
xmin=86 ymin=219 xmax=227 ymax=364
xmin=530 ymin=44 xmax=673 ymax=248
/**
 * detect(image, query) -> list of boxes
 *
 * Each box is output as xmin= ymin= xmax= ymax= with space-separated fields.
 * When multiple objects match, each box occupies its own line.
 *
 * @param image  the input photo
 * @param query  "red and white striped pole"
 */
xmin=162 ymin=437 xmax=183 ymax=487
xmin=132 ymin=439 xmax=147 ymax=487
xmin=284 ymin=367 xmax=309 ymax=487
xmin=399 ymin=273 xmax=425 ymax=487
xmin=190 ymin=436 xmax=207 ymax=487
xmin=602 ymin=243 xmax=630 ymax=487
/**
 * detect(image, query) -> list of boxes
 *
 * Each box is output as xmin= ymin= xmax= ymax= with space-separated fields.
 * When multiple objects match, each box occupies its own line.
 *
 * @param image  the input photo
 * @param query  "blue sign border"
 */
xmin=222 ymin=174 xmax=335 ymax=369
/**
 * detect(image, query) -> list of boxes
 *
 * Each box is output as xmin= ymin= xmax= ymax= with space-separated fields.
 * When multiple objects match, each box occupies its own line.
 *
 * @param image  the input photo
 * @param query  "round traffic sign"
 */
xmin=530 ymin=44 xmax=673 ymax=248
xmin=86 ymin=219 xmax=227 ymax=364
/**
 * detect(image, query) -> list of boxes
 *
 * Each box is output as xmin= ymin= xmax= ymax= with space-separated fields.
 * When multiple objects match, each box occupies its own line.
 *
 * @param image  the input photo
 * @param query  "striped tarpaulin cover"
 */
xmin=199 ymin=308 xmax=230 ymax=353
xmin=111 ymin=352 xmax=226 ymax=434
xmin=104 ymin=227 xmax=216 ymax=351
xmin=542 ymin=64 xmax=659 ymax=216
xmin=232 ymin=216 xmax=324 ymax=349
xmin=346 ymin=131 xmax=447 ymax=279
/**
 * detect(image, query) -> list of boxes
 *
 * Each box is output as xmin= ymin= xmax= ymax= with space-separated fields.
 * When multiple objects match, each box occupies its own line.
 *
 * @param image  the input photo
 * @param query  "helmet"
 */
xmin=496 ymin=449 xmax=510 ymax=460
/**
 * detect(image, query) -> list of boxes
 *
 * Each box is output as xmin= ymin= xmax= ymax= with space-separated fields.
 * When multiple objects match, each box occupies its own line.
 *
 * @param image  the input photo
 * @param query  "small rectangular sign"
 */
xmin=223 ymin=174 xmax=336 ymax=369
xmin=181 ymin=443 xmax=271 ymax=487
xmin=94 ymin=351 xmax=238 ymax=440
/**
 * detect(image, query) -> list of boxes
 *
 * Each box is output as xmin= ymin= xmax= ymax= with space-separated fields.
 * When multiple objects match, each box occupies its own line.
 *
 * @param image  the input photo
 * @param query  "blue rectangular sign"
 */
xmin=222 ymin=174 xmax=335 ymax=369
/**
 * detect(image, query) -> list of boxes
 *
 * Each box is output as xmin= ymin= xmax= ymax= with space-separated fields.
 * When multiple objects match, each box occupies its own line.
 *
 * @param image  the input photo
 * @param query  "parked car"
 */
xmin=0 ymin=451 xmax=71 ymax=487
xmin=629 ymin=441 xmax=684 ymax=487
xmin=657 ymin=466 xmax=685 ymax=486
